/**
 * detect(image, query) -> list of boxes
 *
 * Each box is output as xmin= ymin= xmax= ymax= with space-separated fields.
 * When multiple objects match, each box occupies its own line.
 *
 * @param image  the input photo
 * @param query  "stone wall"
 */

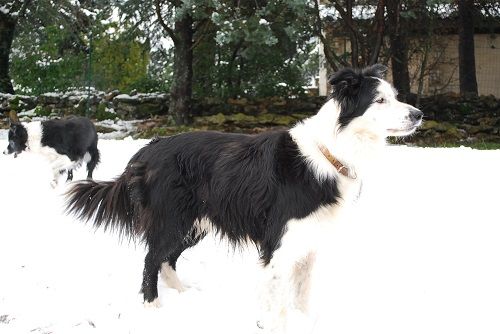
xmin=0 ymin=90 xmax=169 ymax=120
xmin=408 ymin=94 xmax=500 ymax=144
xmin=1 ymin=91 xmax=500 ymax=144
xmin=0 ymin=91 xmax=326 ymax=120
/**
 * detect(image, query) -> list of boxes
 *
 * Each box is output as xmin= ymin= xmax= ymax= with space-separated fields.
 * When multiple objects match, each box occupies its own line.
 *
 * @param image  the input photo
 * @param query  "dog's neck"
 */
xmin=289 ymin=99 xmax=386 ymax=182
xmin=317 ymin=144 xmax=355 ymax=179
xmin=24 ymin=121 xmax=43 ymax=153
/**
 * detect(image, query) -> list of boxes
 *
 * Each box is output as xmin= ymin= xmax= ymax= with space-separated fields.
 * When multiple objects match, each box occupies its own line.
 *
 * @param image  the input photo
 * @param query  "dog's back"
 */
xmin=41 ymin=117 xmax=98 ymax=162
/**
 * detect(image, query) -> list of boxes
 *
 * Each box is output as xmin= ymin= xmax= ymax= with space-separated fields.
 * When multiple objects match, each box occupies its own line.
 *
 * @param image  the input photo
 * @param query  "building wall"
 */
xmin=319 ymin=34 xmax=500 ymax=97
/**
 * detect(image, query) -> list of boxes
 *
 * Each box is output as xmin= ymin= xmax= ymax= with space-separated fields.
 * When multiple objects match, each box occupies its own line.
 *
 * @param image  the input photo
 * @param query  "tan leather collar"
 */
xmin=318 ymin=144 xmax=356 ymax=179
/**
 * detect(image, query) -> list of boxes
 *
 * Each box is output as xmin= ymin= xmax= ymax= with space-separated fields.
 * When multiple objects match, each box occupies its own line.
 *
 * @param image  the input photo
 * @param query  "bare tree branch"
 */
xmin=154 ymin=0 xmax=179 ymax=46
xmin=369 ymin=0 xmax=385 ymax=65
xmin=191 ymin=19 xmax=213 ymax=51
xmin=311 ymin=0 xmax=348 ymax=71
xmin=332 ymin=0 xmax=359 ymax=67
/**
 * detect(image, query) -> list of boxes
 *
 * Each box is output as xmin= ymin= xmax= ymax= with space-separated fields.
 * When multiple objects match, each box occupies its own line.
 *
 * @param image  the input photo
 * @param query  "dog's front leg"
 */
xmin=50 ymin=169 xmax=61 ymax=188
xmin=257 ymin=221 xmax=318 ymax=334
xmin=49 ymin=156 xmax=72 ymax=188
xmin=257 ymin=253 xmax=317 ymax=334
xmin=257 ymin=261 xmax=291 ymax=334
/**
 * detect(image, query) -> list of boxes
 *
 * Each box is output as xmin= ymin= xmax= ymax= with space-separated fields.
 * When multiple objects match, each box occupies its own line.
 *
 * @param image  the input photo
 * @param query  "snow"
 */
xmin=1 ymin=139 xmax=500 ymax=334
xmin=94 ymin=120 xmax=140 ymax=140
xmin=0 ymin=5 xmax=10 ymax=15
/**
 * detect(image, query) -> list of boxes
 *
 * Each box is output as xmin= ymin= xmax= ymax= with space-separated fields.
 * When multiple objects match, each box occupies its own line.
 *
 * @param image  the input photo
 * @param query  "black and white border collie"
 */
xmin=66 ymin=65 xmax=422 ymax=332
xmin=3 ymin=116 xmax=100 ymax=187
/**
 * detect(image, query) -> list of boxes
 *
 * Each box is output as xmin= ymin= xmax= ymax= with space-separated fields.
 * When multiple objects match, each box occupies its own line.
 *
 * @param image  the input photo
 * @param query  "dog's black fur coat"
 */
xmin=66 ymin=130 xmax=340 ymax=302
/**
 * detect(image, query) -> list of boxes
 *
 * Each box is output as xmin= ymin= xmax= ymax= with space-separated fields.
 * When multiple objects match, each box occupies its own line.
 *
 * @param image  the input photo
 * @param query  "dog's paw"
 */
xmin=143 ymin=298 xmax=161 ymax=308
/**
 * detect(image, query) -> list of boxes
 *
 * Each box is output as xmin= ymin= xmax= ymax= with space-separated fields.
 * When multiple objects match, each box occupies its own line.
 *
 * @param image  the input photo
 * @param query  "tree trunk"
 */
xmin=345 ymin=0 xmax=359 ymax=68
xmin=368 ymin=0 xmax=385 ymax=65
xmin=458 ymin=0 xmax=478 ymax=96
xmin=169 ymin=14 xmax=193 ymax=125
xmin=0 ymin=13 xmax=16 ymax=94
xmin=386 ymin=0 xmax=411 ymax=100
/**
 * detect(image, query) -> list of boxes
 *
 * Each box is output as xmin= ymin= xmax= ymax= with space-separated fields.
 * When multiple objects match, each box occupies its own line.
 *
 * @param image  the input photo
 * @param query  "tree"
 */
xmin=154 ymin=0 xmax=196 ymax=124
xmin=311 ymin=0 xmax=387 ymax=71
xmin=206 ymin=1 xmax=315 ymax=98
xmin=457 ymin=0 xmax=478 ymax=95
xmin=0 ymin=0 xmax=31 ymax=94
xmin=386 ymin=0 xmax=411 ymax=100
xmin=119 ymin=0 xmax=316 ymax=123
xmin=9 ymin=1 xmax=152 ymax=94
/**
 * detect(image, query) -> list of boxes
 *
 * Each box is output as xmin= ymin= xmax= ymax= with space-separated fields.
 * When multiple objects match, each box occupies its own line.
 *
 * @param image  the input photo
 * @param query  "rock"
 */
xmin=227 ymin=98 xmax=248 ymax=106
xmin=195 ymin=113 xmax=227 ymax=126
xmin=228 ymin=113 xmax=257 ymax=124
xmin=94 ymin=125 xmax=116 ymax=134
xmin=421 ymin=120 xmax=439 ymax=130
xmin=104 ymin=90 xmax=121 ymax=101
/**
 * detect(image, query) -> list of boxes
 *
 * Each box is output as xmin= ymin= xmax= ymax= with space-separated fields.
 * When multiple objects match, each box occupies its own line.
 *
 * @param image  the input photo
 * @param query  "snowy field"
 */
xmin=1 ymin=136 xmax=500 ymax=334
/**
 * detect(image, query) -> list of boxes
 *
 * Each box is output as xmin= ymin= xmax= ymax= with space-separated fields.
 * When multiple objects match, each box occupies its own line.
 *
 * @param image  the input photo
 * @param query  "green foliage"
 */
xmin=92 ymin=30 xmax=150 ymax=92
xmin=11 ymin=25 xmax=87 ymax=94
xmin=8 ymin=96 xmax=21 ymax=111
xmin=11 ymin=2 xmax=152 ymax=95
xmin=191 ymin=0 xmax=317 ymax=98
xmin=94 ymin=103 xmax=118 ymax=121
xmin=33 ymin=106 xmax=51 ymax=117
xmin=11 ymin=0 xmax=319 ymax=100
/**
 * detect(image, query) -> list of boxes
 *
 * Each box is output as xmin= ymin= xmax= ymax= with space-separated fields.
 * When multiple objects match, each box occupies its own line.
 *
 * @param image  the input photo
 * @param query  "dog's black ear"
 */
xmin=328 ymin=68 xmax=361 ymax=97
xmin=362 ymin=64 xmax=388 ymax=79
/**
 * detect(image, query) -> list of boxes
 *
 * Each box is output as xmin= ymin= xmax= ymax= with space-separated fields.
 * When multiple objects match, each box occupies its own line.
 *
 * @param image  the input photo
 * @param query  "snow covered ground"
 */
xmin=1 ymin=138 xmax=500 ymax=334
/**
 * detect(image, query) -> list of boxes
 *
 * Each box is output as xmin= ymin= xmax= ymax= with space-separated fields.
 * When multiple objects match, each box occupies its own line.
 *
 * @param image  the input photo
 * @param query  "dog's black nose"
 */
xmin=409 ymin=108 xmax=423 ymax=122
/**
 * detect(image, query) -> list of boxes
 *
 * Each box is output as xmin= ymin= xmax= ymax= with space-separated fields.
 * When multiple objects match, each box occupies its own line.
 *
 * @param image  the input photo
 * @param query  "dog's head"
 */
xmin=3 ymin=122 xmax=28 ymax=158
xmin=328 ymin=64 xmax=422 ymax=137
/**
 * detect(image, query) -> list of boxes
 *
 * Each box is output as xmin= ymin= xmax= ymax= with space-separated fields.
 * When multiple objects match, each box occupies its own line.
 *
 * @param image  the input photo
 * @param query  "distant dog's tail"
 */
xmin=65 ymin=162 xmax=148 ymax=239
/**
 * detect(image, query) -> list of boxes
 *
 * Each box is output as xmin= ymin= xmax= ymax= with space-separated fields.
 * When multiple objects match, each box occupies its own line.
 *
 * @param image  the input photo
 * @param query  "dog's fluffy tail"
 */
xmin=65 ymin=162 xmax=148 ymax=239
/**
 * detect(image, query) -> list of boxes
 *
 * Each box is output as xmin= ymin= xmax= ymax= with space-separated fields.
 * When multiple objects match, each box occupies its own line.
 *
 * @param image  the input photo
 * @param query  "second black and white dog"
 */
xmin=3 ymin=116 xmax=100 ymax=186
xmin=66 ymin=65 xmax=422 ymax=332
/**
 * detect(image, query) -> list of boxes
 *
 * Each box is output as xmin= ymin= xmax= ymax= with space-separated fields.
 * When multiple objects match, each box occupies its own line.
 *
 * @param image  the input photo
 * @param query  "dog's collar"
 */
xmin=318 ymin=144 xmax=356 ymax=179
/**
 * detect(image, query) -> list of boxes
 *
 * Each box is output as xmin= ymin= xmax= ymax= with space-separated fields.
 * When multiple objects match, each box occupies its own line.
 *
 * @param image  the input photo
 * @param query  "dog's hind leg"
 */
xmin=142 ymin=245 xmax=163 ymax=307
xmin=142 ymin=224 xmax=195 ymax=306
xmin=86 ymin=143 xmax=100 ymax=179
xmin=160 ymin=229 xmax=206 ymax=292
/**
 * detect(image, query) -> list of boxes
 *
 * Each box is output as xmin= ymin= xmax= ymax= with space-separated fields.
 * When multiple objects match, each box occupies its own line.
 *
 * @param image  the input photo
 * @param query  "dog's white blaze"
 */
xmin=160 ymin=263 xmax=186 ymax=292
xmin=363 ymin=78 xmax=420 ymax=136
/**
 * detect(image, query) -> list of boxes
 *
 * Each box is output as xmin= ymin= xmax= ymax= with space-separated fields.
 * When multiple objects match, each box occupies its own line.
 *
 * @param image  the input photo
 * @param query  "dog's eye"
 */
xmin=376 ymin=98 xmax=385 ymax=104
